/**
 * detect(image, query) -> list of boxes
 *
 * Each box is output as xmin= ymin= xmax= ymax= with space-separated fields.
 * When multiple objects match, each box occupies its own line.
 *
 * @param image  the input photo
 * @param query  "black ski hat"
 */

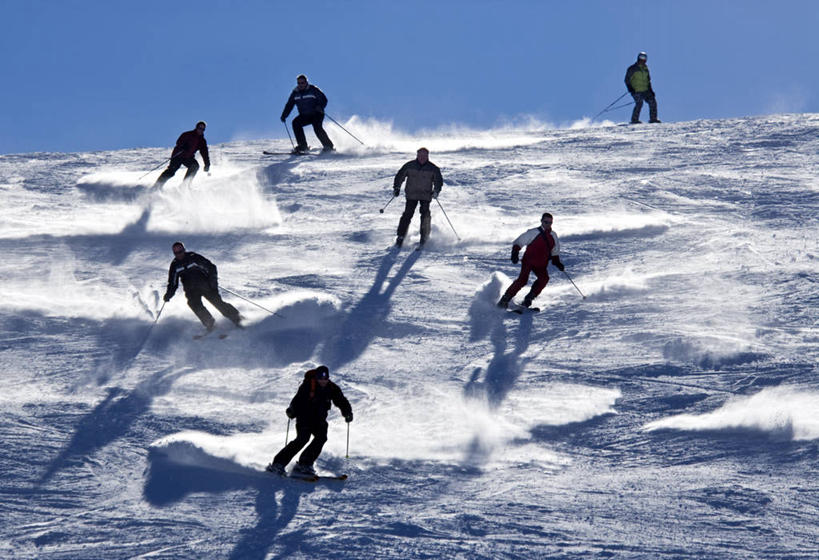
xmin=315 ymin=365 xmax=329 ymax=380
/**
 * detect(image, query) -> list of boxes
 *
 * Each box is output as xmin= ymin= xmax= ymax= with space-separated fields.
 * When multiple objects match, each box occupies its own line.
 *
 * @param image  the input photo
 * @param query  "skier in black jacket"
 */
xmin=267 ymin=365 xmax=353 ymax=477
xmin=280 ymin=74 xmax=334 ymax=154
xmin=154 ymin=121 xmax=211 ymax=187
xmin=162 ymin=241 xmax=241 ymax=331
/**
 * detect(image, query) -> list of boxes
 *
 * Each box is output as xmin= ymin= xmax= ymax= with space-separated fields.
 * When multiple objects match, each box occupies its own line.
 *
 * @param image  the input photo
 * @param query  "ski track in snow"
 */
xmin=1 ymin=115 xmax=818 ymax=558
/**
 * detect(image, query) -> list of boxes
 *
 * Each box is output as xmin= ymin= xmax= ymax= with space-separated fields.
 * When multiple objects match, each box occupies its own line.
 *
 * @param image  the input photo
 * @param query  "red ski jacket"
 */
xmin=513 ymin=227 xmax=560 ymax=265
xmin=172 ymin=130 xmax=210 ymax=166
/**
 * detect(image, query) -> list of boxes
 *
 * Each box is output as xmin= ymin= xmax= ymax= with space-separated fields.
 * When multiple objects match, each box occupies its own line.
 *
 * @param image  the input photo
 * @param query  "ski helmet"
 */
xmin=637 ymin=52 xmax=647 ymax=61
xmin=315 ymin=366 xmax=329 ymax=380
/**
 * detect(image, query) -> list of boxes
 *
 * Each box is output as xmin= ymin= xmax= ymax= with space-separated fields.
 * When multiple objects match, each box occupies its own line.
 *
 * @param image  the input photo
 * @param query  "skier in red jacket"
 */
xmin=154 ymin=121 xmax=211 ymax=187
xmin=497 ymin=212 xmax=564 ymax=309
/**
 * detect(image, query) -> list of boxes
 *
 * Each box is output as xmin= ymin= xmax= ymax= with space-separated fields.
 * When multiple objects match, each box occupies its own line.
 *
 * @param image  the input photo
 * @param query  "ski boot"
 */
xmin=395 ymin=236 xmax=404 ymax=247
xmin=293 ymin=463 xmax=316 ymax=477
xmin=266 ymin=462 xmax=286 ymax=476
xmin=497 ymin=294 xmax=511 ymax=309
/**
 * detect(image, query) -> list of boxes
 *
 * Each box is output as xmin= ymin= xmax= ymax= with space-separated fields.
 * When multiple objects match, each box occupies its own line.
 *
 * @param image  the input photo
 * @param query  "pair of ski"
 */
xmin=262 ymin=150 xmax=317 ymax=156
xmin=507 ymin=303 xmax=540 ymax=315
xmin=262 ymin=148 xmax=335 ymax=156
xmin=274 ymin=471 xmax=348 ymax=483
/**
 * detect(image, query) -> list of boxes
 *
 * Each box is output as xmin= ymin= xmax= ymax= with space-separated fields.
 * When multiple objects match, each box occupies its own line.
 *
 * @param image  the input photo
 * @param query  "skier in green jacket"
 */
xmin=625 ymin=52 xmax=660 ymax=124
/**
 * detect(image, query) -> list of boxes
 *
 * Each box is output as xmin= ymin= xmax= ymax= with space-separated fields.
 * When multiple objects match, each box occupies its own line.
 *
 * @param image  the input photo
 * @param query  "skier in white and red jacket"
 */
xmin=497 ymin=212 xmax=564 ymax=309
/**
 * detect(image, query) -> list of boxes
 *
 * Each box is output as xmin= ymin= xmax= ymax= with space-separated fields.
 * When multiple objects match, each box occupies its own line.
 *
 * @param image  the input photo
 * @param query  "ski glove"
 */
xmin=552 ymin=256 xmax=565 ymax=271
xmin=393 ymin=186 xmax=400 ymax=197
xmin=433 ymin=188 xmax=441 ymax=199
xmin=280 ymin=116 xmax=286 ymax=123
xmin=163 ymin=292 xmax=172 ymax=302
xmin=511 ymin=246 xmax=520 ymax=264
xmin=286 ymin=408 xmax=296 ymax=419
xmin=344 ymin=412 xmax=353 ymax=423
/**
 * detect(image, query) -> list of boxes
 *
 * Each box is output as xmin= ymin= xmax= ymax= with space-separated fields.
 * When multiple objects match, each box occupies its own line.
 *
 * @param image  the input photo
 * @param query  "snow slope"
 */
xmin=1 ymin=114 xmax=817 ymax=559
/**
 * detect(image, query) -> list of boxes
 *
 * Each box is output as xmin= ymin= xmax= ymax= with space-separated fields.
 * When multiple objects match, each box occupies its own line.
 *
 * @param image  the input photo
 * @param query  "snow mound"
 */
xmin=561 ymin=212 xmax=674 ymax=241
xmin=150 ymin=430 xmax=270 ymax=472
xmin=581 ymin=268 xmax=649 ymax=302
xmin=252 ymin=290 xmax=343 ymax=331
xmin=75 ymin=171 xmax=150 ymax=202
xmin=643 ymin=386 xmax=819 ymax=440
xmin=663 ymin=337 xmax=768 ymax=369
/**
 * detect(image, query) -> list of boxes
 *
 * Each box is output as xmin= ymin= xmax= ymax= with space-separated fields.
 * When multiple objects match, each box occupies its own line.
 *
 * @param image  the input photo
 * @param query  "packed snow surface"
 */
xmin=1 ymin=114 xmax=817 ymax=559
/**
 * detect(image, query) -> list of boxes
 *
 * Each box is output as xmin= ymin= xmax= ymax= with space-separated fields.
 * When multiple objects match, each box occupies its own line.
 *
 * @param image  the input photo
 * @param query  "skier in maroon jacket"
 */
xmin=154 ymin=121 xmax=211 ymax=187
xmin=497 ymin=212 xmax=564 ymax=309
xmin=267 ymin=366 xmax=353 ymax=477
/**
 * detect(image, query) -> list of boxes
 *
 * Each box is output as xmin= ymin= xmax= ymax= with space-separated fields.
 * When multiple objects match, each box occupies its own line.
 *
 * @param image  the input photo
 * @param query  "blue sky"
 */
xmin=2 ymin=0 xmax=817 ymax=154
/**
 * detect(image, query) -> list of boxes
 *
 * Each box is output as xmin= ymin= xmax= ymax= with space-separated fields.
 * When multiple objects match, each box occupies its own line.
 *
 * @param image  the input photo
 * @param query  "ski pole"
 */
xmin=608 ymin=101 xmax=636 ymax=112
xmin=346 ymin=422 xmax=350 ymax=459
xmin=379 ymin=195 xmax=395 ymax=214
xmin=138 ymin=157 xmax=171 ymax=181
xmin=219 ymin=286 xmax=285 ymax=318
xmin=282 ymin=120 xmax=295 ymax=149
xmin=325 ymin=113 xmax=365 ymax=145
xmin=592 ymin=92 xmax=630 ymax=120
xmin=435 ymin=197 xmax=461 ymax=241
xmin=153 ymin=301 xmax=166 ymax=323
xmin=285 ymin=418 xmax=291 ymax=446
xmin=562 ymin=269 xmax=586 ymax=299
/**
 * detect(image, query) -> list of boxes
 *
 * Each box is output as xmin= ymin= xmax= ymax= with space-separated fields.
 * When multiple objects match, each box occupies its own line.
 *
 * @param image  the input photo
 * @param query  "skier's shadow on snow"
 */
xmin=320 ymin=248 xmax=423 ymax=370
xmin=464 ymin=303 xmax=535 ymax=408
xmin=143 ymin=452 xmax=343 ymax=560
xmin=37 ymin=366 xmax=193 ymax=486
xmin=462 ymin=305 xmax=535 ymax=466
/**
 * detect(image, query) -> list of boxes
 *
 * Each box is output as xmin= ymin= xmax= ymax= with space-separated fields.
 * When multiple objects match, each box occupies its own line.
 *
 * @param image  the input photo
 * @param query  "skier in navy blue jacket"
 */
xmin=280 ymin=74 xmax=334 ymax=154
xmin=162 ymin=242 xmax=241 ymax=331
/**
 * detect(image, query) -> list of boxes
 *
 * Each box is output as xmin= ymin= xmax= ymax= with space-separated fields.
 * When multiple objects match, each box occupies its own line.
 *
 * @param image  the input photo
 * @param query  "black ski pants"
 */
xmin=156 ymin=156 xmax=199 ymax=186
xmin=273 ymin=419 xmax=328 ymax=467
xmin=292 ymin=113 xmax=333 ymax=150
xmin=186 ymin=286 xmax=240 ymax=329
xmin=397 ymin=199 xmax=431 ymax=242
xmin=631 ymin=91 xmax=658 ymax=123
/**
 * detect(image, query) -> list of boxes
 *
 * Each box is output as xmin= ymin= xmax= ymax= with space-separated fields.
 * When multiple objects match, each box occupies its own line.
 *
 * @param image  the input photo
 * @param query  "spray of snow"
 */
xmin=149 ymin=161 xmax=280 ymax=232
xmin=151 ymin=381 xmax=620 ymax=472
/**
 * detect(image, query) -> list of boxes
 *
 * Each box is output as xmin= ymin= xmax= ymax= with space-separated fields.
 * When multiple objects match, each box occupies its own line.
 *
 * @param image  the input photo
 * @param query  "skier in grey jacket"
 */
xmin=392 ymin=148 xmax=444 ymax=247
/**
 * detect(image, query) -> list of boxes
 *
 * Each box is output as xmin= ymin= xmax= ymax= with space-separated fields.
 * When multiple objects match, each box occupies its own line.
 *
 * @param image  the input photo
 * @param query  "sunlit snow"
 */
xmin=1 ymin=114 xmax=817 ymax=559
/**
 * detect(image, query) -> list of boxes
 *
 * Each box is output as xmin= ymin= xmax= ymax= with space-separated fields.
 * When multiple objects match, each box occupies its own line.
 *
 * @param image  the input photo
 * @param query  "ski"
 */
xmin=262 ymin=150 xmax=316 ymax=156
xmin=193 ymin=330 xmax=228 ymax=340
xmin=288 ymin=473 xmax=319 ymax=482
xmin=281 ymin=472 xmax=348 ymax=483
xmin=507 ymin=304 xmax=540 ymax=315
xmin=315 ymin=474 xmax=348 ymax=481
